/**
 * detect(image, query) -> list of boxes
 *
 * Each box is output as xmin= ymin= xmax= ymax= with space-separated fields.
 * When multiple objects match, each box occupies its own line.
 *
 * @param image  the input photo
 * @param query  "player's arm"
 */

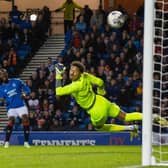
xmin=55 ymin=2 xmax=66 ymax=11
xmin=56 ymin=81 xmax=81 ymax=96
xmin=73 ymin=2 xmax=83 ymax=10
xmin=20 ymin=80 xmax=31 ymax=98
xmin=55 ymin=63 xmax=66 ymax=88
xmin=85 ymin=73 xmax=106 ymax=96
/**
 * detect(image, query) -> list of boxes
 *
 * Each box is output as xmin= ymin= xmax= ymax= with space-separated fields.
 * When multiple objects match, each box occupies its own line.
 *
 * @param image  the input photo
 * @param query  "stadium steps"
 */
xmin=0 ymin=34 xmax=65 ymax=131
xmin=19 ymin=34 xmax=64 ymax=81
xmin=0 ymin=106 xmax=8 ymax=131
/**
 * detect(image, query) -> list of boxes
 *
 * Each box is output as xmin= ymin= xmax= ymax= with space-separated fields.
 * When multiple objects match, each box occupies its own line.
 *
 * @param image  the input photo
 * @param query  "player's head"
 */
xmin=0 ymin=68 xmax=9 ymax=83
xmin=69 ymin=61 xmax=85 ymax=81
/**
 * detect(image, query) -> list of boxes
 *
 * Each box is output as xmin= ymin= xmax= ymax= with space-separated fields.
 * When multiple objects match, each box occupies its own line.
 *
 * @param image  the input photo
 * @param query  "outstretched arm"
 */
xmin=55 ymin=63 xmax=82 ymax=96
xmin=55 ymin=2 xmax=66 ymax=11
xmin=73 ymin=2 xmax=83 ymax=10
xmin=56 ymin=81 xmax=81 ymax=96
xmin=20 ymin=80 xmax=31 ymax=96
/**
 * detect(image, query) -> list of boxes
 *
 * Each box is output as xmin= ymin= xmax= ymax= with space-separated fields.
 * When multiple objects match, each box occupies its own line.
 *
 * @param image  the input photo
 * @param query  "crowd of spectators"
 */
xmin=1 ymin=3 xmax=145 ymax=131
xmin=0 ymin=5 xmax=51 ymax=76
xmin=18 ymin=4 xmax=144 ymax=132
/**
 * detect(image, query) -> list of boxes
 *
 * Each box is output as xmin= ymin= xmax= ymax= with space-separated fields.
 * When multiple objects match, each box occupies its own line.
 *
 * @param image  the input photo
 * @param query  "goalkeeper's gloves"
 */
xmin=153 ymin=114 xmax=168 ymax=127
xmin=55 ymin=63 xmax=66 ymax=80
xmin=97 ymin=86 xmax=106 ymax=96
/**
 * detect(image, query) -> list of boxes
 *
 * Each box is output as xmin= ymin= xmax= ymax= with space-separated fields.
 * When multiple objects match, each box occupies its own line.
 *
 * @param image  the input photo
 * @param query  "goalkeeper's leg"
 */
xmin=91 ymin=115 xmax=139 ymax=132
xmin=96 ymin=123 xmax=139 ymax=132
xmin=108 ymin=103 xmax=142 ymax=122
xmin=92 ymin=117 xmax=140 ymax=141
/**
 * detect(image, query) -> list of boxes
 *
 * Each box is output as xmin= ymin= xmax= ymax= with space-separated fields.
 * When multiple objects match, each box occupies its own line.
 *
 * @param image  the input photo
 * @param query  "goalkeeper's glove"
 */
xmin=97 ymin=86 xmax=106 ymax=96
xmin=55 ymin=63 xmax=66 ymax=80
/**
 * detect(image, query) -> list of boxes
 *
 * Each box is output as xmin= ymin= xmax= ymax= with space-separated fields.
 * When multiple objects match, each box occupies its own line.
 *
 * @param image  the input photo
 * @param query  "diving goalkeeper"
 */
xmin=55 ymin=61 xmax=142 ymax=132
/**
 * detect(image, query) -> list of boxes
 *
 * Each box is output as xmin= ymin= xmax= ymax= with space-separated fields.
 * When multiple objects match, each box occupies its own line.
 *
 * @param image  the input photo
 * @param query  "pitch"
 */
xmin=0 ymin=145 xmax=167 ymax=168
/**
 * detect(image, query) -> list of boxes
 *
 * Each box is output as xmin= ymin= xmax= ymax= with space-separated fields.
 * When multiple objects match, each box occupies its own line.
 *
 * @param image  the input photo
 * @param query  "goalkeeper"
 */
xmin=55 ymin=61 xmax=142 ymax=132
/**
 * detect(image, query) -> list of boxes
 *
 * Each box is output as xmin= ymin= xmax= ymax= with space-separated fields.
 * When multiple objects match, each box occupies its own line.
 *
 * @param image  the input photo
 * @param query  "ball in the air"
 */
xmin=107 ymin=10 xmax=125 ymax=28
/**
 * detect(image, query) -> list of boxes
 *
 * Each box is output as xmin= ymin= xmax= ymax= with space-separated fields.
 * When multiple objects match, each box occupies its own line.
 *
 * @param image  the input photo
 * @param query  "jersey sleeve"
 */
xmin=85 ymin=73 xmax=106 ymax=96
xmin=20 ymin=80 xmax=31 ymax=96
xmin=85 ymin=73 xmax=104 ymax=87
xmin=73 ymin=2 xmax=83 ymax=9
xmin=56 ymin=1 xmax=66 ymax=10
xmin=56 ymin=81 xmax=81 ymax=96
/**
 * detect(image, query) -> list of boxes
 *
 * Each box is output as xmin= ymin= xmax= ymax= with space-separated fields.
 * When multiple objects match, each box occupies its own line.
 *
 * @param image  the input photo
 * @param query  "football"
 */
xmin=107 ymin=10 xmax=125 ymax=28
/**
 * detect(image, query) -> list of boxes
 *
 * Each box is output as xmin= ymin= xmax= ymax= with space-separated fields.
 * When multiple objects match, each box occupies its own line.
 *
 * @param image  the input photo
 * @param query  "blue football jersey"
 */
xmin=0 ymin=78 xmax=31 ymax=111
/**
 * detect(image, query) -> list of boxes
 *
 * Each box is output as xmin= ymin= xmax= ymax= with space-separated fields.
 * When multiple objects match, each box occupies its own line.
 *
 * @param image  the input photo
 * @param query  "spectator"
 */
xmin=75 ymin=15 xmax=87 ymax=35
xmin=90 ymin=10 xmax=103 ymax=30
xmin=9 ymin=5 xmax=23 ymax=24
xmin=55 ymin=0 xmax=83 ymax=34
xmin=27 ymin=91 xmax=40 ymax=113
xmin=50 ymin=109 xmax=64 ymax=131
xmin=83 ymin=5 xmax=93 ymax=28
xmin=41 ymin=6 xmax=51 ymax=36
xmin=71 ymin=30 xmax=82 ymax=49
xmin=7 ymin=48 xmax=17 ymax=73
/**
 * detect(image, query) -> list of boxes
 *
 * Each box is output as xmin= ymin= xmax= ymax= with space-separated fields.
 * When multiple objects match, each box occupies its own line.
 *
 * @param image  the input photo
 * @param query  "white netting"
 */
xmin=152 ymin=0 xmax=168 ymax=164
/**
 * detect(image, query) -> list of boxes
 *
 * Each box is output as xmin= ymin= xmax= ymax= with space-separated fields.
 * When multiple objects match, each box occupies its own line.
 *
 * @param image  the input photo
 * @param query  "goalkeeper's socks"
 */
xmin=125 ymin=125 xmax=139 ymax=131
xmin=5 ymin=124 xmax=13 ymax=142
xmin=23 ymin=125 xmax=30 ymax=142
xmin=97 ymin=124 xmax=128 ymax=132
xmin=125 ymin=112 xmax=142 ymax=122
xmin=97 ymin=124 xmax=139 ymax=132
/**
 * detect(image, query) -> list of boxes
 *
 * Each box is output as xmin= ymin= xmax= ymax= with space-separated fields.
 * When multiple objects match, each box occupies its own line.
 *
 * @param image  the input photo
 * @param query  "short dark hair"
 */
xmin=71 ymin=61 xmax=85 ymax=73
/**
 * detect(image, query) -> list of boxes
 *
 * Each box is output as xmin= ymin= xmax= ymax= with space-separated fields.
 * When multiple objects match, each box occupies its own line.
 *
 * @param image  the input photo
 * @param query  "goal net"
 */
xmin=152 ymin=0 xmax=168 ymax=165
xmin=142 ymin=0 xmax=168 ymax=166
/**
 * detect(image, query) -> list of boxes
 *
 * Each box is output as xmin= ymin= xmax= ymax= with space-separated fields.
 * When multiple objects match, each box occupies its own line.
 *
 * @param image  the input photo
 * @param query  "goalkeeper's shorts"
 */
xmin=88 ymin=95 xmax=120 ymax=127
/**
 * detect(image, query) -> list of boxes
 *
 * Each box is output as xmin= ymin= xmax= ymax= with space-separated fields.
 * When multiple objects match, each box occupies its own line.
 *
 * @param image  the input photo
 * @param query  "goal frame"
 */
xmin=142 ymin=0 xmax=154 ymax=166
xmin=142 ymin=0 xmax=168 ymax=166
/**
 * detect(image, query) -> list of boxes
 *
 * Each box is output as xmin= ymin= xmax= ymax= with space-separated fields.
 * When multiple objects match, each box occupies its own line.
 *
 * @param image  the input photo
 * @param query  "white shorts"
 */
xmin=7 ymin=106 xmax=29 ymax=118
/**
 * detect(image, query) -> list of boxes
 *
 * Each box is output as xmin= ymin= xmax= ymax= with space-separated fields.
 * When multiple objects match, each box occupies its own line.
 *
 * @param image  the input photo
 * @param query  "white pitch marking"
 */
xmin=118 ymin=165 xmax=143 ymax=168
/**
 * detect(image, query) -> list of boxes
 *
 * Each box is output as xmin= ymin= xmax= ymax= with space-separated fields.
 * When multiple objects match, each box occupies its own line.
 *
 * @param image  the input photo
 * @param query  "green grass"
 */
xmin=0 ymin=145 xmax=167 ymax=168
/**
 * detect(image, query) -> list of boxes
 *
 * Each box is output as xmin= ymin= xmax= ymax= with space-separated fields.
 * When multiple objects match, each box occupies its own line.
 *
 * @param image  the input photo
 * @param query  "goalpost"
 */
xmin=142 ymin=0 xmax=168 ymax=166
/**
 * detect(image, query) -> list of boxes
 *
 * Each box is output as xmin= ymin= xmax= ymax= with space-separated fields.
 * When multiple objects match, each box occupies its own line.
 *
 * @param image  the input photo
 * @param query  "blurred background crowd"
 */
xmin=0 ymin=2 xmax=144 ymax=131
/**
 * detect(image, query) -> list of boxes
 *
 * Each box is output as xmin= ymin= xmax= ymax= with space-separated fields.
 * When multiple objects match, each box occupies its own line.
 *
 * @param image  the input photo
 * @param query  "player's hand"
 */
xmin=21 ymin=93 xmax=30 ymax=99
xmin=97 ymin=87 xmax=106 ymax=96
xmin=55 ymin=63 xmax=66 ymax=80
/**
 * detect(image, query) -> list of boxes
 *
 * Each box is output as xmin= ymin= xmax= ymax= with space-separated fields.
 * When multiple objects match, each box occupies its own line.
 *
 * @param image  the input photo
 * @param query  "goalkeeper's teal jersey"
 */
xmin=56 ymin=72 xmax=104 ymax=109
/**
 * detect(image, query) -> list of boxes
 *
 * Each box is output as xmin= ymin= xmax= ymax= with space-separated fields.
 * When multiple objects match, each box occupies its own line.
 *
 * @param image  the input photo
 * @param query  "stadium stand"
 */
xmin=0 ymin=4 xmax=144 ymax=132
